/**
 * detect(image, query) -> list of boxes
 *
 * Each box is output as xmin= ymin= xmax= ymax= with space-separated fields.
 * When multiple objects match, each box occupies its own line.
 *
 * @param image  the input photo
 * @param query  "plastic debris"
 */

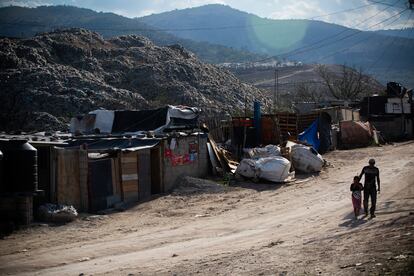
xmin=38 ymin=203 xmax=78 ymax=223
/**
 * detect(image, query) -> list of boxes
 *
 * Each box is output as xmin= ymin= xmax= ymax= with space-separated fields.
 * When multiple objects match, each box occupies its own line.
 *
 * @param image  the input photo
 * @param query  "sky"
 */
xmin=0 ymin=0 xmax=413 ymax=30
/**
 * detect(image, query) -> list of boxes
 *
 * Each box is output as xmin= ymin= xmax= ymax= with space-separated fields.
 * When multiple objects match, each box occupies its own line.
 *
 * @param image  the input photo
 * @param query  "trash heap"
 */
xmin=208 ymin=137 xmax=326 ymax=183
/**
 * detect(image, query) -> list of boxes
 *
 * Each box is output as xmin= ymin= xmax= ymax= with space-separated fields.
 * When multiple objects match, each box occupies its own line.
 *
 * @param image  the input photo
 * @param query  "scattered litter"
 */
xmin=394 ymin=254 xmax=407 ymax=260
xmin=340 ymin=261 xmax=370 ymax=269
xmin=78 ymin=257 xmax=90 ymax=262
xmin=38 ymin=203 xmax=78 ymax=223
xmin=171 ymin=253 xmax=178 ymax=257
xmin=265 ymin=240 xmax=284 ymax=248
xmin=194 ymin=214 xmax=209 ymax=218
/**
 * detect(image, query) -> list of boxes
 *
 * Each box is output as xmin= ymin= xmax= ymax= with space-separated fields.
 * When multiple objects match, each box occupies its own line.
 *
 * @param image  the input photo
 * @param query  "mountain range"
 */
xmin=1 ymin=4 xmax=413 ymax=87
xmin=139 ymin=4 xmax=414 ymax=86
xmin=374 ymin=28 xmax=414 ymax=39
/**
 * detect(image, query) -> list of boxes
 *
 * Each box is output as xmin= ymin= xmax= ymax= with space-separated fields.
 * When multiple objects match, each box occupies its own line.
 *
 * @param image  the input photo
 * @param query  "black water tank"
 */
xmin=0 ymin=140 xmax=38 ymax=193
xmin=0 ymin=150 xmax=3 ymax=190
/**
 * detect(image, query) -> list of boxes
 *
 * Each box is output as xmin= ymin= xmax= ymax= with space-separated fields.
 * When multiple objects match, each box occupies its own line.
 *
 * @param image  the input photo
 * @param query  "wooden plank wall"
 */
xmin=297 ymin=113 xmax=319 ymax=134
xmin=121 ymin=152 xmax=139 ymax=203
xmin=56 ymin=149 xmax=84 ymax=210
xmin=276 ymin=112 xmax=298 ymax=139
xmin=261 ymin=115 xmax=280 ymax=145
xmin=151 ymin=147 xmax=163 ymax=194
xmin=111 ymin=153 xmax=122 ymax=198
xmin=138 ymin=149 xmax=151 ymax=201
xmin=78 ymin=150 xmax=88 ymax=212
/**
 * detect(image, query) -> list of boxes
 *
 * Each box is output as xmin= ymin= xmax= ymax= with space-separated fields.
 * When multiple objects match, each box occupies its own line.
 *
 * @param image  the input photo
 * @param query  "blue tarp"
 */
xmin=298 ymin=118 xmax=320 ymax=150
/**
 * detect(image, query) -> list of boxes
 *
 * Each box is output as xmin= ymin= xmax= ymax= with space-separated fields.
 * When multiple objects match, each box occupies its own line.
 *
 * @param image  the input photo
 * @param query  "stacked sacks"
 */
xmin=286 ymin=141 xmax=324 ymax=173
xmin=245 ymin=144 xmax=281 ymax=159
xmin=236 ymin=145 xmax=291 ymax=183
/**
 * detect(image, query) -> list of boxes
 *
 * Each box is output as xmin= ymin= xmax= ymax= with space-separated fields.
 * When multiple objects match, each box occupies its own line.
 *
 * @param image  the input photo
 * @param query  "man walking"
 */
xmin=359 ymin=159 xmax=380 ymax=218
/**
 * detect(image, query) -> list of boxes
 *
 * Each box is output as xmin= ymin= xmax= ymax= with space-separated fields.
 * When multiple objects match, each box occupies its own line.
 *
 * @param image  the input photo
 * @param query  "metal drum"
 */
xmin=0 ymin=140 xmax=38 ymax=194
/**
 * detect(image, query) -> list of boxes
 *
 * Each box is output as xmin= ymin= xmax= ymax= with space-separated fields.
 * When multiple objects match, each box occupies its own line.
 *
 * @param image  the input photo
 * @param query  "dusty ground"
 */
xmin=1 ymin=142 xmax=414 ymax=275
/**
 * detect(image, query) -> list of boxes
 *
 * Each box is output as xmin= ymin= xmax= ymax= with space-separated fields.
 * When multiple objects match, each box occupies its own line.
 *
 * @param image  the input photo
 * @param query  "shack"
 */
xmin=360 ymin=82 xmax=413 ymax=141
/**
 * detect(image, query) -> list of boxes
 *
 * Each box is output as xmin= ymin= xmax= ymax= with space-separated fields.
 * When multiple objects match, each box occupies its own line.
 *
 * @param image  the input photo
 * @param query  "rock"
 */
xmin=78 ymin=257 xmax=90 ymax=262
xmin=0 ymin=28 xmax=271 ymax=131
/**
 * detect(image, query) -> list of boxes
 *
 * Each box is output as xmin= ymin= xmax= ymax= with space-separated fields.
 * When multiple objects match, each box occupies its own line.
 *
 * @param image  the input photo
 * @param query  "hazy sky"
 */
xmin=1 ymin=0 xmax=413 ymax=30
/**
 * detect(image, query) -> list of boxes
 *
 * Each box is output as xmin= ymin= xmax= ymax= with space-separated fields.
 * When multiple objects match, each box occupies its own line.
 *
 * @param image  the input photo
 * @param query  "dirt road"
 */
xmin=1 ymin=143 xmax=413 ymax=275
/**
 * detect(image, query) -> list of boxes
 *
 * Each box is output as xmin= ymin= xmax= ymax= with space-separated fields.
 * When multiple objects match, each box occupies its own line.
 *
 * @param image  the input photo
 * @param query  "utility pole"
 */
xmin=276 ymin=68 xmax=279 ymax=110
xmin=273 ymin=68 xmax=279 ymax=112
xmin=244 ymin=93 xmax=247 ymax=117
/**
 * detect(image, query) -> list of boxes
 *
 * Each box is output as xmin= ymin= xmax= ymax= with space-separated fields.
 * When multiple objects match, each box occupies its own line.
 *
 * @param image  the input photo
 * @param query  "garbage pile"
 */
xmin=38 ymin=203 xmax=78 ymax=223
xmin=235 ymin=141 xmax=325 ymax=183
xmin=0 ymin=28 xmax=270 ymax=131
xmin=245 ymin=145 xmax=281 ymax=159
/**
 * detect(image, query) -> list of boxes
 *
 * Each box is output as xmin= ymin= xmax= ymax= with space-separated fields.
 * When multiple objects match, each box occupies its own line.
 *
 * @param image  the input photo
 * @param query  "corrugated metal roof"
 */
xmin=66 ymin=137 xmax=160 ymax=151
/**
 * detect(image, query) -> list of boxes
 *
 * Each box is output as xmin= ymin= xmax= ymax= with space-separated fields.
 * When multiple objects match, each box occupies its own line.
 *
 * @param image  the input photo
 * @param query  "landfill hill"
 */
xmin=0 ymin=5 xmax=266 ymax=64
xmin=0 ymin=28 xmax=271 ymax=131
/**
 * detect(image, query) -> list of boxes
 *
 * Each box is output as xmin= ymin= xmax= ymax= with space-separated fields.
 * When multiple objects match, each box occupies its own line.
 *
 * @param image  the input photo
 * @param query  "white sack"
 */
xmin=235 ymin=159 xmax=258 ymax=179
xmin=236 ymin=156 xmax=291 ymax=183
xmin=287 ymin=142 xmax=324 ymax=173
xmin=246 ymin=144 xmax=281 ymax=159
xmin=256 ymin=156 xmax=291 ymax=182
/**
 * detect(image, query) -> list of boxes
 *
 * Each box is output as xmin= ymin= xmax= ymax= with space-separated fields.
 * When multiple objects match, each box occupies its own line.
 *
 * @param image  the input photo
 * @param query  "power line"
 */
xmin=315 ymin=8 xmax=409 ymax=62
xmin=368 ymin=11 xmax=414 ymax=70
xmin=309 ymin=1 xmax=400 ymax=19
xmin=367 ymin=0 xmax=408 ymax=8
xmin=381 ymin=19 xmax=414 ymax=73
xmin=242 ymin=0 xmax=403 ymax=64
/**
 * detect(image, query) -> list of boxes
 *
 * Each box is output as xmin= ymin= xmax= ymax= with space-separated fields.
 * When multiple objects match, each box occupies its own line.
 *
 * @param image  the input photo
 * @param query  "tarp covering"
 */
xmin=318 ymin=112 xmax=332 ymax=154
xmin=70 ymin=106 xmax=201 ymax=134
xmin=112 ymin=107 xmax=169 ymax=133
xmin=298 ymin=119 xmax=320 ymax=150
xmin=69 ymin=114 xmax=96 ymax=134
xmin=91 ymin=110 xmax=115 ymax=133
xmin=156 ymin=105 xmax=200 ymax=133
xmin=340 ymin=121 xmax=373 ymax=146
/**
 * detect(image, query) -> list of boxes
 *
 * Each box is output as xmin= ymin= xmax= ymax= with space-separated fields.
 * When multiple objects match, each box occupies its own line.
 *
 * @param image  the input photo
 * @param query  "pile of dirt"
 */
xmin=172 ymin=176 xmax=228 ymax=195
xmin=0 ymin=28 xmax=271 ymax=131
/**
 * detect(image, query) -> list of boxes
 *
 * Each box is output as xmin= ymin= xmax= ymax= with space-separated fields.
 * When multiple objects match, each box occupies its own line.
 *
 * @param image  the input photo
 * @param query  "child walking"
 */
xmin=350 ymin=176 xmax=364 ymax=219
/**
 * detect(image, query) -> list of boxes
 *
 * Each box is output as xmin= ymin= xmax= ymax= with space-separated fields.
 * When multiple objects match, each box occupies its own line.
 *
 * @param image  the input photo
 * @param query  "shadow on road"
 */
xmin=339 ymin=212 xmax=368 ymax=228
xmin=233 ymin=181 xmax=284 ymax=192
